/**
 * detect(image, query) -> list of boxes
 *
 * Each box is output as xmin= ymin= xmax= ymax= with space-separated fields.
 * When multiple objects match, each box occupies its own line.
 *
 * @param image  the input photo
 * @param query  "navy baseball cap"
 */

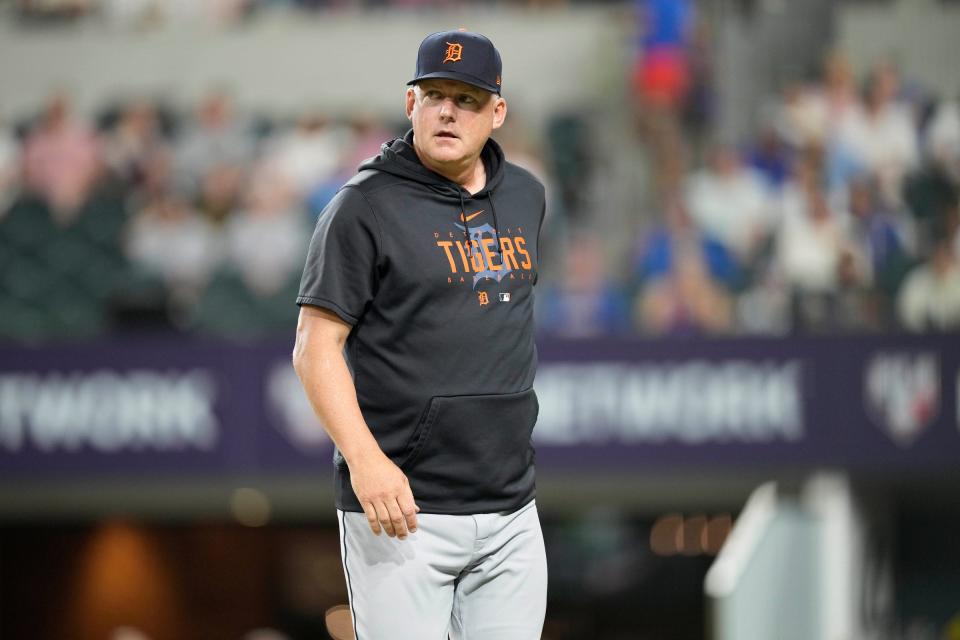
xmin=408 ymin=29 xmax=502 ymax=95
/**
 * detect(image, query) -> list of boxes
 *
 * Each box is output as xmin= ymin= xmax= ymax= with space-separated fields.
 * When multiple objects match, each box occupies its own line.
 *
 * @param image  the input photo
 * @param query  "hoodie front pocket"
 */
xmin=400 ymin=388 xmax=538 ymax=503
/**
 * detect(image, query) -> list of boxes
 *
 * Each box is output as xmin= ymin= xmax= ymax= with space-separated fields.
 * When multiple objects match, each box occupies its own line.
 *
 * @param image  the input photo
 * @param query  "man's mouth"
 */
xmin=436 ymin=131 xmax=458 ymax=139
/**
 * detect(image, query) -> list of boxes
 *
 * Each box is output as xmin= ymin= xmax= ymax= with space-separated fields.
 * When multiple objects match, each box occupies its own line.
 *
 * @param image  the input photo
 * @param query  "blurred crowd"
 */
xmin=2 ymin=11 xmax=960 ymax=343
xmin=537 ymin=0 xmax=960 ymax=338
xmin=0 ymin=88 xmax=401 ymax=341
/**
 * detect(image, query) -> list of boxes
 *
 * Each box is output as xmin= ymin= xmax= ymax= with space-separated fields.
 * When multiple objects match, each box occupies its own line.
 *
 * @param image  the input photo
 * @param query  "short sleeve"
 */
xmin=534 ymin=188 xmax=546 ymax=286
xmin=296 ymin=186 xmax=380 ymax=324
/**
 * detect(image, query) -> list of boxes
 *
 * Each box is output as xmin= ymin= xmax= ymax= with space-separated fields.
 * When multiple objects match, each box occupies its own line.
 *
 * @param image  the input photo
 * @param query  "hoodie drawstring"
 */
xmin=488 ymin=190 xmax=505 ymax=264
xmin=458 ymin=190 xmax=471 ymax=256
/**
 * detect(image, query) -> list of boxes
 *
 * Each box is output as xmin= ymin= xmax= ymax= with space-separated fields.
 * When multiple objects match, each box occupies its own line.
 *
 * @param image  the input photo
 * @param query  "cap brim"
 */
xmin=407 ymin=71 xmax=500 ymax=95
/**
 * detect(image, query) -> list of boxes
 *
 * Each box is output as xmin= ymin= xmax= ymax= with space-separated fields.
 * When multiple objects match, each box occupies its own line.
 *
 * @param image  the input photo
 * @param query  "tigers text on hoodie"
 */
xmin=297 ymin=130 xmax=545 ymax=514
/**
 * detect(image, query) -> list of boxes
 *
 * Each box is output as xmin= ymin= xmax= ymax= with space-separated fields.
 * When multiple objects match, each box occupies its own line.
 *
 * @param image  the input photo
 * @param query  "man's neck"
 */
xmin=413 ymin=145 xmax=487 ymax=195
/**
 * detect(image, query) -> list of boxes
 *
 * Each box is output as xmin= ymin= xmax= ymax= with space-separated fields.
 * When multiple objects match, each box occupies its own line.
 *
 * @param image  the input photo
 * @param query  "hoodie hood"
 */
xmin=359 ymin=129 xmax=506 ymax=198
xmin=360 ymin=129 xmax=507 ymax=259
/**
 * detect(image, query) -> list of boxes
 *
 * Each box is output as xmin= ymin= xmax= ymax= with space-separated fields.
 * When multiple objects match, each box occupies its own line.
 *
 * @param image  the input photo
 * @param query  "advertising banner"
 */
xmin=1 ymin=334 xmax=957 ymax=478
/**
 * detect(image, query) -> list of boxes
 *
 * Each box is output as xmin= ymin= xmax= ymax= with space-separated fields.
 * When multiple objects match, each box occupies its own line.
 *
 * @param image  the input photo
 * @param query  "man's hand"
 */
xmin=349 ymin=451 xmax=420 ymax=538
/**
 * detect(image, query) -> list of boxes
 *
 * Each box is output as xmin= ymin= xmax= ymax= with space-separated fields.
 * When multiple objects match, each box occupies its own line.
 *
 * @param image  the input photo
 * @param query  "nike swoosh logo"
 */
xmin=461 ymin=209 xmax=484 ymax=222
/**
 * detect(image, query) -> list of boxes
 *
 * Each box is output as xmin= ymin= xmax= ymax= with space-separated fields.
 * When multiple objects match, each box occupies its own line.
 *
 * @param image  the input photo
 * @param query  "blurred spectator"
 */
xmin=819 ymin=51 xmax=860 ymax=132
xmin=631 ymin=0 xmax=697 ymax=195
xmin=196 ymin=163 xmax=244 ymax=226
xmin=835 ymin=61 xmax=918 ymax=207
xmin=925 ymin=97 xmax=960 ymax=178
xmin=684 ymin=143 xmax=774 ymax=263
xmin=775 ymin=75 xmax=851 ymax=196
xmin=845 ymin=177 xmax=915 ymax=299
xmin=823 ymin=54 xmax=877 ymax=192
xmin=776 ymin=81 xmax=828 ymax=151
xmin=136 ymin=145 xmax=177 ymax=204
xmin=538 ymin=233 xmax=630 ymax=338
xmin=903 ymin=96 xmax=960 ymax=239
xmin=265 ymin=111 xmax=346 ymax=199
xmin=22 ymin=92 xmax=102 ymax=222
xmin=634 ymin=194 xmax=738 ymax=289
xmin=775 ymin=58 xmax=865 ymax=198
xmin=637 ymin=245 xmax=733 ymax=336
xmin=632 ymin=0 xmax=694 ymax=112
xmin=174 ymin=89 xmax=251 ymax=206
xmin=746 ymin=125 xmax=791 ymax=192
xmin=103 ymin=100 xmax=167 ymax=191
xmin=777 ymin=51 xmax=859 ymax=150
xmin=776 ymin=157 xmax=856 ymax=331
xmin=223 ymin=164 xmax=308 ymax=297
xmin=904 ymin=170 xmax=958 ymax=246
xmin=634 ymin=196 xmax=734 ymax=335
xmin=897 ymin=215 xmax=960 ymax=332
xmin=125 ymin=191 xmax=220 ymax=309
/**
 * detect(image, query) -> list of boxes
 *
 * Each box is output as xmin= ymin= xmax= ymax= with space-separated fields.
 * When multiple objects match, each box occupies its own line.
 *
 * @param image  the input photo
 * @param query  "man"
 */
xmin=292 ymin=30 xmax=547 ymax=639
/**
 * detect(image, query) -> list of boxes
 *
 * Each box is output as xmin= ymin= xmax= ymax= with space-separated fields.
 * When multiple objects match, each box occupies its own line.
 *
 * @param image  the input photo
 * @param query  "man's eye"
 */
xmin=458 ymin=95 xmax=476 ymax=105
xmin=426 ymin=90 xmax=442 ymax=99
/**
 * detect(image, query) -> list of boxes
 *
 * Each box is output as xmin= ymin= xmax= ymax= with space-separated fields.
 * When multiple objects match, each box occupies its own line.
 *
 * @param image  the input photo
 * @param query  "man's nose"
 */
xmin=439 ymin=97 xmax=456 ymax=120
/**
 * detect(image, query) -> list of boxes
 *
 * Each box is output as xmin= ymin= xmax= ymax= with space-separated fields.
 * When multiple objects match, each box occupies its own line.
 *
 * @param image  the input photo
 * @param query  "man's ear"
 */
xmin=492 ymin=96 xmax=508 ymax=130
xmin=405 ymin=88 xmax=416 ymax=120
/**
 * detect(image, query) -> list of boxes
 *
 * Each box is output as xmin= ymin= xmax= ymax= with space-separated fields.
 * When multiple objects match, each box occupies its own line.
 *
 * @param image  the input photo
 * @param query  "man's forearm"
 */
xmin=293 ymin=332 xmax=383 ymax=466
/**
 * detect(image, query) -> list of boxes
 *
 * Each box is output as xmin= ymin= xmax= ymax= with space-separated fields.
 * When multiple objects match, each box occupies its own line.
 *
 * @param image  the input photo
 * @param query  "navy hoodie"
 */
xmin=297 ymin=130 xmax=545 ymax=514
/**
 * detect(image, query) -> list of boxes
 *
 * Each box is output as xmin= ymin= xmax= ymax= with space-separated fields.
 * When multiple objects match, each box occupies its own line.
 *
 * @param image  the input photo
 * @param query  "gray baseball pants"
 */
xmin=337 ymin=499 xmax=547 ymax=639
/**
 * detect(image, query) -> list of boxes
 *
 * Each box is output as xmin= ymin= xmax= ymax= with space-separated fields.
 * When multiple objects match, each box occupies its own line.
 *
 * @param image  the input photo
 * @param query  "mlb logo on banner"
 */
xmin=499 ymin=293 xmax=511 ymax=302
xmin=864 ymin=352 xmax=940 ymax=448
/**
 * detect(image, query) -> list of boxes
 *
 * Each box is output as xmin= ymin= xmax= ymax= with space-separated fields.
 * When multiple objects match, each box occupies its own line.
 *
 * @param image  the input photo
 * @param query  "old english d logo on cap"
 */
xmin=443 ymin=42 xmax=463 ymax=64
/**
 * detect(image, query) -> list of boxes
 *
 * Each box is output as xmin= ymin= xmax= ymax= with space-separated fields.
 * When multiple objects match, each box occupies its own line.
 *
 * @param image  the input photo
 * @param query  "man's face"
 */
xmin=406 ymin=79 xmax=506 ymax=170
